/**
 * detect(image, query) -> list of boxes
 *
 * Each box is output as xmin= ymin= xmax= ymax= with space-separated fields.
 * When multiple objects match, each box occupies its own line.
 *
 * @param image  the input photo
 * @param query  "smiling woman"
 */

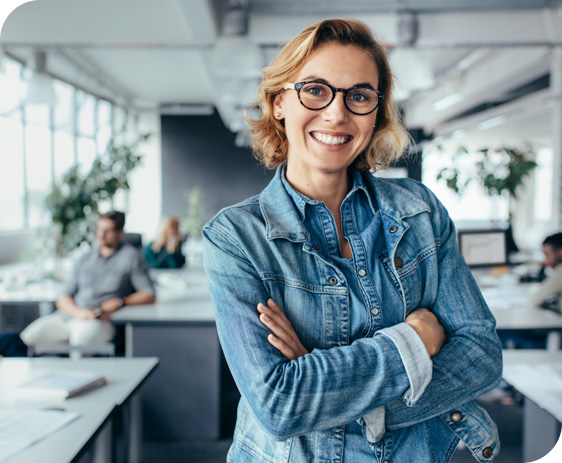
xmin=203 ymin=18 xmax=502 ymax=463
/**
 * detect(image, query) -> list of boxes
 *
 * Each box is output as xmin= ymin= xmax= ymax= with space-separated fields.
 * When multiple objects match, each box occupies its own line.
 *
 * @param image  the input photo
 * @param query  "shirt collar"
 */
xmin=260 ymin=167 xmax=430 ymax=241
xmin=280 ymin=167 xmax=378 ymax=220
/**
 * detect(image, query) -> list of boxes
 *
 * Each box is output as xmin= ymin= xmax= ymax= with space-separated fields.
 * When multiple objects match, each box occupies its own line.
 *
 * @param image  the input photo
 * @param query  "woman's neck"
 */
xmin=285 ymin=169 xmax=351 ymax=214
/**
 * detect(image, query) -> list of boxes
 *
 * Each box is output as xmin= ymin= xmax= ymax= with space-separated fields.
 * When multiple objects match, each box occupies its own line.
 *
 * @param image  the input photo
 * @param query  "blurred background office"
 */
xmin=1 ymin=1 xmax=562 ymax=462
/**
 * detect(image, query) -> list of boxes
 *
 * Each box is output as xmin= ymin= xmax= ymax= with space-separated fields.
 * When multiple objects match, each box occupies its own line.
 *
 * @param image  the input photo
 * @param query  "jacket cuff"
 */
xmin=376 ymin=323 xmax=432 ymax=406
xmin=358 ymin=406 xmax=386 ymax=443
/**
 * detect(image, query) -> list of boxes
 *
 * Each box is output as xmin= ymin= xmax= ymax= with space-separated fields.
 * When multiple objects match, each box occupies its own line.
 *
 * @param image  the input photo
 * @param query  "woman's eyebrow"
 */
xmin=298 ymin=76 xmax=376 ymax=90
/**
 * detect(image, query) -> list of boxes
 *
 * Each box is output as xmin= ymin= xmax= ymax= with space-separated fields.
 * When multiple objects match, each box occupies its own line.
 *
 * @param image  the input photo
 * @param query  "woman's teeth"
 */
xmin=312 ymin=133 xmax=349 ymax=145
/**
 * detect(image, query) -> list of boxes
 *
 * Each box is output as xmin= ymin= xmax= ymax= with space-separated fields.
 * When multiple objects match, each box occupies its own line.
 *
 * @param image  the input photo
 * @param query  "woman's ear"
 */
xmin=273 ymin=93 xmax=284 ymax=120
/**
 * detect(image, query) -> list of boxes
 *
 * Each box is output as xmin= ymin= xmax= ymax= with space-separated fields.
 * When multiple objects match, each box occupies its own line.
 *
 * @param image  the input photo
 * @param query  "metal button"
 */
xmin=358 ymin=269 xmax=366 ymax=277
xmin=482 ymin=447 xmax=493 ymax=458
xmin=328 ymin=276 xmax=338 ymax=285
xmin=394 ymin=257 xmax=404 ymax=268
xmin=450 ymin=411 xmax=462 ymax=423
xmin=371 ymin=307 xmax=379 ymax=316
xmin=312 ymin=244 xmax=321 ymax=251
xmin=389 ymin=226 xmax=398 ymax=233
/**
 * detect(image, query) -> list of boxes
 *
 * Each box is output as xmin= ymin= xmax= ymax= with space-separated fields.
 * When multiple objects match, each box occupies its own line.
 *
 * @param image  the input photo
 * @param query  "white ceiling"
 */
xmin=2 ymin=0 xmax=562 ymax=147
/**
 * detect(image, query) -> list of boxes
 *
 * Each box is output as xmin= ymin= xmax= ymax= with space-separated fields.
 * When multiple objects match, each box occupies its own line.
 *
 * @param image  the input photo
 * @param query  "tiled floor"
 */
xmin=143 ymin=394 xmax=524 ymax=463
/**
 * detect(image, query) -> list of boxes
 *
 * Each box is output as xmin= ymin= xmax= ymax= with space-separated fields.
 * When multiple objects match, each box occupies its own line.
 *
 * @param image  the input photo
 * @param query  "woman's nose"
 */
xmin=321 ymin=92 xmax=349 ymax=125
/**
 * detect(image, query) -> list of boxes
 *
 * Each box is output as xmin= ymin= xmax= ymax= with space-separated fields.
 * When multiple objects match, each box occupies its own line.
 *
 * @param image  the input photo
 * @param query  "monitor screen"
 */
xmin=457 ymin=229 xmax=508 ymax=267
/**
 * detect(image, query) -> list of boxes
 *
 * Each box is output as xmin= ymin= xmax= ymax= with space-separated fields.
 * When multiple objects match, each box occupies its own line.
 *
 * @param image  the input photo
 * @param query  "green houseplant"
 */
xmin=45 ymin=130 xmax=151 ymax=257
xmin=436 ymin=144 xmax=538 ymax=219
xmin=436 ymin=144 xmax=538 ymax=253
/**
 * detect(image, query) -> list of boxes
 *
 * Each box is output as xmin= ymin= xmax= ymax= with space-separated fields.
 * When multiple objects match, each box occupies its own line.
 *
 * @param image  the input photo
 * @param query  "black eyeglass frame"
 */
xmin=284 ymin=81 xmax=384 ymax=115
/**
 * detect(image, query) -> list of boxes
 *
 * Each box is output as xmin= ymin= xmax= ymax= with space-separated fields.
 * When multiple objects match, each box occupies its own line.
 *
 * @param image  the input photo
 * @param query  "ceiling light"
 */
xmin=477 ymin=115 xmax=506 ymax=131
xmin=23 ymin=50 xmax=56 ymax=106
xmin=432 ymin=93 xmax=464 ymax=111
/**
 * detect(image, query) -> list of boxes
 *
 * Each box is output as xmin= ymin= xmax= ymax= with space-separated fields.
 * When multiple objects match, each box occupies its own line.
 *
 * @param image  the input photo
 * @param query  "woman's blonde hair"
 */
xmin=248 ymin=19 xmax=410 ymax=171
xmin=151 ymin=216 xmax=180 ymax=253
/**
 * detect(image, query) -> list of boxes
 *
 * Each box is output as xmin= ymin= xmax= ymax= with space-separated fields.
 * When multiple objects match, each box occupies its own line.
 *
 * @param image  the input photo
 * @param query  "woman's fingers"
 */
xmin=267 ymin=334 xmax=298 ymax=360
xmin=258 ymin=300 xmax=309 ymax=360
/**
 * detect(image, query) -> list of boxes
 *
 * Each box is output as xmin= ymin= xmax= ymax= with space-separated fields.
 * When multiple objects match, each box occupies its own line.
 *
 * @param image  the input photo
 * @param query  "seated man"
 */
xmin=20 ymin=210 xmax=155 ymax=348
xmin=528 ymin=232 xmax=562 ymax=312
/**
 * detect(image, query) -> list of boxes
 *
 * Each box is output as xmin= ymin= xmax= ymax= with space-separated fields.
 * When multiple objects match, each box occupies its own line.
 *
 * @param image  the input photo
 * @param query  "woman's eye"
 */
xmin=304 ymin=85 xmax=328 ymax=97
xmin=349 ymin=91 xmax=370 ymax=103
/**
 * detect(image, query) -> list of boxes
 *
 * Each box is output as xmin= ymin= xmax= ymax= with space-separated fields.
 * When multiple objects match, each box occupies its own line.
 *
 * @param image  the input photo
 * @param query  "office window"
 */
xmin=77 ymin=136 xmax=97 ymax=175
xmin=25 ymin=123 xmax=53 ymax=228
xmin=77 ymin=90 xmax=96 ymax=137
xmin=0 ymin=59 xmax=22 ymax=116
xmin=53 ymin=81 xmax=75 ymax=132
xmin=53 ymin=131 xmax=75 ymax=180
xmin=0 ymin=116 xmax=25 ymax=229
xmin=0 ymin=54 xmax=115 ymax=232
xmin=97 ymin=99 xmax=112 ymax=155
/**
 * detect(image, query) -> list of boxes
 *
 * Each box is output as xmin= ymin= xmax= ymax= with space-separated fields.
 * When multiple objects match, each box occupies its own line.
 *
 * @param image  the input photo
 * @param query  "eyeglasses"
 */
xmin=284 ymin=81 xmax=384 ymax=115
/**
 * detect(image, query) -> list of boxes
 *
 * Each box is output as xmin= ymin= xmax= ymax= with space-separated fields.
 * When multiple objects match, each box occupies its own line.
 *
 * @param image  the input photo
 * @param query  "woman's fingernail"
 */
xmin=262 ymin=314 xmax=270 ymax=321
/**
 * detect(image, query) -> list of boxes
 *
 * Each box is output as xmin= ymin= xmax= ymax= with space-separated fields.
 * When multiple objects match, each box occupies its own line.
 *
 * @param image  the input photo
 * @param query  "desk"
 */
xmin=481 ymin=284 xmax=562 ymax=351
xmin=503 ymin=350 xmax=562 ymax=462
xmin=111 ymin=267 xmax=223 ymax=440
xmin=0 ymin=357 xmax=158 ymax=463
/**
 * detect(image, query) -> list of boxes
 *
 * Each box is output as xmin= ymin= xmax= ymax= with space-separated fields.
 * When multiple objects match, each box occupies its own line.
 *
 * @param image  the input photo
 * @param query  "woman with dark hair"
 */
xmin=203 ymin=19 xmax=502 ymax=462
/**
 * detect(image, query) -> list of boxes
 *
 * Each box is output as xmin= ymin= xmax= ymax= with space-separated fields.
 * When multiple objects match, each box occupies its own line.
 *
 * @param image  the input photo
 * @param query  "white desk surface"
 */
xmin=0 ymin=357 xmax=158 ymax=463
xmin=492 ymin=306 xmax=562 ymax=331
xmin=112 ymin=266 xmax=215 ymax=323
xmin=0 ymin=279 xmax=62 ymax=304
xmin=503 ymin=350 xmax=562 ymax=422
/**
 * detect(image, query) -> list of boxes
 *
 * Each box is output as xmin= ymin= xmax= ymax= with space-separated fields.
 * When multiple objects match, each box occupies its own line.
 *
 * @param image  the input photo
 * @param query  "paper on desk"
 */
xmin=480 ymin=285 xmax=536 ymax=310
xmin=0 ymin=409 xmax=79 ymax=462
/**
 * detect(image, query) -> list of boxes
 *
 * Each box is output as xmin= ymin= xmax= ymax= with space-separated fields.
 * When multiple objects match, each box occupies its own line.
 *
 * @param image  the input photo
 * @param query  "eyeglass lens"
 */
xmin=297 ymin=82 xmax=380 ymax=114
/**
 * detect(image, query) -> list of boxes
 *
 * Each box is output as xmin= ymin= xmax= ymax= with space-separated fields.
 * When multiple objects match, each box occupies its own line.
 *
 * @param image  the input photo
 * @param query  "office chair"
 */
xmin=121 ymin=233 xmax=143 ymax=249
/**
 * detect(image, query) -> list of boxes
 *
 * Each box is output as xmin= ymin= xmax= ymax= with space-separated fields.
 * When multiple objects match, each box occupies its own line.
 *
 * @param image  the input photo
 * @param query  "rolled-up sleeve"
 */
xmin=130 ymin=253 xmax=155 ymax=295
xmin=384 ymin=189 xmax=503 ymax=430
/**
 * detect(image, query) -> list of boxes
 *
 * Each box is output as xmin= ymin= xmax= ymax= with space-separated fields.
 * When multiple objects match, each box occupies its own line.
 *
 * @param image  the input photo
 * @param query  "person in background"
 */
xmin=20 ymin=210 xmax=155 ymax=348
xmin=528 ymin=232 xmax=562 ymax=312
xmin=203 ymin=19 xmax=502 ymax=463
xmin=144 ymin=216 xmax=186 ymax=269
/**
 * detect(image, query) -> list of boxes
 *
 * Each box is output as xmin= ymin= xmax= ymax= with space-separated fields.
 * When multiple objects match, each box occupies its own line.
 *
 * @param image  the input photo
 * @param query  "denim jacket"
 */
xmin=203 ymin=168 xmax=503 ymax=463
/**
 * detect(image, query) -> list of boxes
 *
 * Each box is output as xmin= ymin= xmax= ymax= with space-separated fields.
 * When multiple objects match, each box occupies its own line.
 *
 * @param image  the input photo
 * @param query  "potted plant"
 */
xmin=436 ymin=144 xmax=538 ymax=252
xmin=45 ymin=130 xmax=151 ymax=259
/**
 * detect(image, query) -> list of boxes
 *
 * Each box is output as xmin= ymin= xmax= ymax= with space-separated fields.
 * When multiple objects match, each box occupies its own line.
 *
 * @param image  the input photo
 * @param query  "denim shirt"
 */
xmin=203 ymin=168 xmax=503 ymax=463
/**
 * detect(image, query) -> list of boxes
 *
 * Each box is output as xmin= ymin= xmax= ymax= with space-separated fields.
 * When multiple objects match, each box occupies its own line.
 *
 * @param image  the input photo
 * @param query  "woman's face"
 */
xmin=274 ymin=42 xmax=380 ymax=183
xmin=165 ymin=222 xmax=179 ymax=239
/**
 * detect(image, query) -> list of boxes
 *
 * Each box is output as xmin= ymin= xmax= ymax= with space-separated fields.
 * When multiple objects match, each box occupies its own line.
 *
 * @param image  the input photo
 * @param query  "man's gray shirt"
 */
xmin=61 ymin=244 xmax=155 ymax=308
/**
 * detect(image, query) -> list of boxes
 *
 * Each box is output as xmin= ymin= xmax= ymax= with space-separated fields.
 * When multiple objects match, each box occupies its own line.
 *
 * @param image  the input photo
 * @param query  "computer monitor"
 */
xmin=457 ymin=229 xmax=508 ymax=267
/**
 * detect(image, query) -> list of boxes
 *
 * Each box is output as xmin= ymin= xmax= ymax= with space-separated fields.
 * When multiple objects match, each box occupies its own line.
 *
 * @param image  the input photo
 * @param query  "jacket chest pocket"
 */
xmin=379 ymin=245 xmax=439 ymax=316
xmin=261 ymin=274 xmax=349 ymax=350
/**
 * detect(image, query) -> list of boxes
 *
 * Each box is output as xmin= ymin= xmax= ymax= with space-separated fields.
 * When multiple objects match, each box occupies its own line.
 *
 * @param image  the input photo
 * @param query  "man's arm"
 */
xmin=528 ymin=266 xmax=562 ymax=309
xmin=56 ymin=295 xmax=96 ymax=319
xmin=97 ymin=291 xmax=156 ymax=320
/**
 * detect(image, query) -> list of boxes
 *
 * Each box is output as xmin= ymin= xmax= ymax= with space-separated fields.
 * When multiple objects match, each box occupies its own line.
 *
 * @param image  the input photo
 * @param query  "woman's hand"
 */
xmin=405 ymin=308 xmax=446 ymax=357
xmin=258 ymin=299 xmax=309 ymax=360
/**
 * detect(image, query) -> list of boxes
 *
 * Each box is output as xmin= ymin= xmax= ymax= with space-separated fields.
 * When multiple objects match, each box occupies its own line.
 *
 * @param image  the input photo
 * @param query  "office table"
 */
xmin=481 ymin=283 xmax=562 ymax=351
xmin=503 ymin=350 xmax=562 ymax=462
xmin=111 ymin=267 xmax=223 ymax=440
xmin=0 ymin=357 xmax=158 ymax=463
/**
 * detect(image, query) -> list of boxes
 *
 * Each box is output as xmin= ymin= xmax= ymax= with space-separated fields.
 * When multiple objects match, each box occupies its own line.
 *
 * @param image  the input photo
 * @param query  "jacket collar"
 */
xmin=259 ymin=167 xmax=430 ymax=241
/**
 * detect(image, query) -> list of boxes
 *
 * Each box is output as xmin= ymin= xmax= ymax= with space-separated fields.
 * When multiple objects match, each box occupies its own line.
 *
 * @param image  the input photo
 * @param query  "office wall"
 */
xmin=161 ymin=113 xmax=274 ymax=226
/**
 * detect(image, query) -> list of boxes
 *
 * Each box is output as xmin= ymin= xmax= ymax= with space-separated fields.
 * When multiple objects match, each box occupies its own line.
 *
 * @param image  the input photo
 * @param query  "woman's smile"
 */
xmin=310 ymin=130 xmax=353 ymax=147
